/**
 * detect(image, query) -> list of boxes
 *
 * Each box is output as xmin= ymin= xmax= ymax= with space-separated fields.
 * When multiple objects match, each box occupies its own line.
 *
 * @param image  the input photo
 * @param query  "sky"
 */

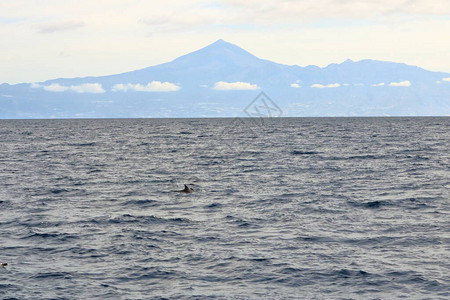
xmin=1 ymin=0 xmax=450 ymax=84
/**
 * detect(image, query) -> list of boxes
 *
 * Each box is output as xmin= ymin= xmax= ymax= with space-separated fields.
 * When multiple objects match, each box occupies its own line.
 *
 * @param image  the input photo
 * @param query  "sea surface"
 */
xmin=0 ymin=117 xmax=449 ymax=299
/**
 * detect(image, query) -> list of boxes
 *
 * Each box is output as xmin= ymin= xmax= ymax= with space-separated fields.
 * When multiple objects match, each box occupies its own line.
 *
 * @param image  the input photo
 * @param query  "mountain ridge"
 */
xmin=1 ymin=39 xmax=449 ymax=118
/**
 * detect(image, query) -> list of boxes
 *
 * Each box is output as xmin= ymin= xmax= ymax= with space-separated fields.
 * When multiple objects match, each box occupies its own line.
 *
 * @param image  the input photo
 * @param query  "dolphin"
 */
xmin=0 ymin=263 xmax=7 ymax=267
xmin=176 ymin=184 xmax=194 ymax=193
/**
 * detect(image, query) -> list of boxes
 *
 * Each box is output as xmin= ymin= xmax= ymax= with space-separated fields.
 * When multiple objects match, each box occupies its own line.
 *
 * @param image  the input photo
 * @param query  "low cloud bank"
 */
xmin=31 ymin=82 xmax=105 ymax=93
xmin=213 ymin=81 xmax=259 ymax=90
xmin=389 ymin=80 xmax=411 ymax=87
xmin=311 ymin=83 xmax=340 ymax=88
xmin=112 ymin=81 xmax=181 ymax=92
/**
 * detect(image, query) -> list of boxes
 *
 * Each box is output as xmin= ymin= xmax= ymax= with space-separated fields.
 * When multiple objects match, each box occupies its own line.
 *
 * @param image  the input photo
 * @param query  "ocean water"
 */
xmin=0 ymin=117 xmax=449 ymax=299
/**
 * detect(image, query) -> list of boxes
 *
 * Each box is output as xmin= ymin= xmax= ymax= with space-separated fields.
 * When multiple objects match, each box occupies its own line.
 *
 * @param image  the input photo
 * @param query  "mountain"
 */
xmin=1 ymin=39 xmax=450 ymax=118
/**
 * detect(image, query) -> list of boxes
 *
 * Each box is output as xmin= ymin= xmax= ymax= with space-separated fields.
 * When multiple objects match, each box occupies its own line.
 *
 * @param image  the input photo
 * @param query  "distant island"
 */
xmin=1 ymin=39 xmax=450 ymax=118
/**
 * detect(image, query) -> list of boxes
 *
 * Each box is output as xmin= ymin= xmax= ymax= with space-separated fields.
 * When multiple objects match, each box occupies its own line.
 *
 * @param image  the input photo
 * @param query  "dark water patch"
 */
xmin=122 ymin=199 xmax=158 ymax=207
xmin=196 ymin=236 xmax=219 ymax=243
xmin=24 ymin=220 xmax=65 ymax=228
xmin=205 ymin=202 xmax=222 ymax=208
xmin=32 ymin=272 xmax=72 ymax=280
xmin=20 ymin=231 xmax=78 ymax=242
xmin=49 ymin=188 xmax=69 ymax=194
xmin=0 ymin=283 xmax=22 ymax=295
xmin=364 ymin=200 xmax=385 ymax=208
xmin=109 ymin=214 xmax=194 ymax=225
xmin=348 ymin=200 xmax=392 ymax=209
xmin=278 ymin=267 xmax=305 ymax=275
xmin=67 ymin=246 xmax=101 ymax=256
xmin=291 ymin=150 xmax=320 ymax=155
xmin=324 ymin=154 xmax=387 ymax=161
xmin=43 ymin=188 xmax=88 ymax=198
xmin=0 ymin=200 xmax=11 ymax=207
xmin=406 ymin=155 xmax=430 ymax=161
xmin=342 ymin=236 xmax=398 ymax=246
xmin=335 ymin=269 xmax=371 ymax=278
xmin=385 ymin=271 xmax=448 ymax=292
xmin=68 ymin=142 xmax=97 ymax=147
xmin=296 ymin=236 xmax=337 ymax=243
xmin=348 ymin=154 xmax=386 ymax=160
xmin=249 ymin=257 xmax=270 ymax=263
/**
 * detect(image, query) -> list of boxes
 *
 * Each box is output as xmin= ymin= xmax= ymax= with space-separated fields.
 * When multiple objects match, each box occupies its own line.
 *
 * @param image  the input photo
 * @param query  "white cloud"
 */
xmin=343 ymin=83 xmax=350 ymax=86
xmin=224 ymin=1 xmax=450 ymax=21
xmin=70 ymin=83 xmax=105 ymax=93
xmin=111 ymin=84 xmax=128 ymax=91
xmin=311 ymin=83 xmax=340 ymax=88
xmin=213 ymin=81 xmax=259 ymax=90
xmin=35 ymin=21 xmax=84 ymax=34
xmin=139 ymin=16 xmax=171 ymax=26
xmin=372 ymin=82 xmax=385 ymax=86
xmin=43 ymin=83 xmax=69 ymax=92
xmin=443 ymin=77 xmax=450 ymax=82
xmin=389 ymin=80 xmax=411 ymax=87
xmin=112 ymin=81 xmax=181 ymax=92
xmin=37 ymin=82 xmax=105 ymax=93
xmin=290 ymin=83 xmax=301 ymax=88
xmin=30 ymin=83 xmax=42 ymax=88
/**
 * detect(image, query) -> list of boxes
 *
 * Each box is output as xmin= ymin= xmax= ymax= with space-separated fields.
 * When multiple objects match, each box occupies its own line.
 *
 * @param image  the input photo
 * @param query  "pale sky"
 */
xmin=1 ymin=0 xmax=450 ymax=84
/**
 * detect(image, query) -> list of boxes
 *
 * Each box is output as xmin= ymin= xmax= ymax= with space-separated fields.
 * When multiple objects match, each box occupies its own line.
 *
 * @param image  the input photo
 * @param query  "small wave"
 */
xmin=0 ymin=200 xmax=11 ymax=207
xmin=20 ymin=231 xmax=78 ymax=242
xmin=50 ymin=188 xmax=69 ymax=194
xmin=117 ymin=267 xmax=178 ymax=281
xmin=348 ymin=200 xmax=392 ymax=209
xmin=364 ymin=200 xmax=384 ymax=208
xmin=109 ymin=214 xmax=193 ymax=225
xmin=205 ymin=202 xmax=222 ymax=208
xmin=122 ymin=199 xmax=158 ymax=207
xmin=32 ymin=271 xmax=72 ymax=280
xmin=67 ymin=246 xmax=100 ymax=255
xmin=335 ymin=268 xmax=371 ymax=278
xmin=386 ymin=271 xmax=447 ymax=291
xmin=347 ymin=154 xmax=385 ymax=160
xmin=278 ymin=267 xmax=305 ymax=275
xmin=68 ymin=142 xmax=97 ymax=147
xmin=296 ymin=236 xmax=337 ymax=243
xmin=291 ymin=150 xmax=320 ymax=155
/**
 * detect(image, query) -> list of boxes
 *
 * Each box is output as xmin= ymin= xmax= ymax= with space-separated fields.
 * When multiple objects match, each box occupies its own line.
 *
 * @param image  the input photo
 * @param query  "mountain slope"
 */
xmin=1 ymin=39 xmax=449 ymax=118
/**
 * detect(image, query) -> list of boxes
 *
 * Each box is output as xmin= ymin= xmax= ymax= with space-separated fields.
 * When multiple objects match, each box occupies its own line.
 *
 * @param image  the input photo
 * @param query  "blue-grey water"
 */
xmin=0 ymin=117 xmax=449 ymax=299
